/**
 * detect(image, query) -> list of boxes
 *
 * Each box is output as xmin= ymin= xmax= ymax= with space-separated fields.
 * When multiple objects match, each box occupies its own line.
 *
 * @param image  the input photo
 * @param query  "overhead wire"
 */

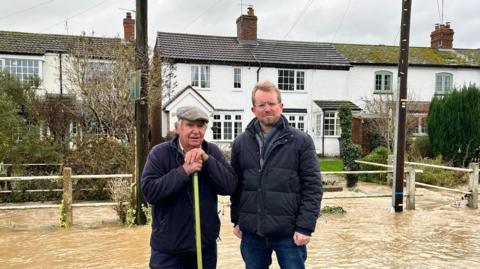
xmin=0 ymin=0 xmax=58 ymax=21
xmin=283 ymin=0 xmax=315 ymax=39
xmin=330 ymin=0 xmax=352 ymax=43
xmin=179 ymin=0 xmax=227 ymax=33
xmin=40 ymin=0 xmax=111 ymax=33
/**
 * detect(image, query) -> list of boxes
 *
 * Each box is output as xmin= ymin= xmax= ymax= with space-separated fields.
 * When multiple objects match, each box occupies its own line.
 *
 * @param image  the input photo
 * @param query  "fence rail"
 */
xmin=355 ymin=159 xmax=478 ymax=209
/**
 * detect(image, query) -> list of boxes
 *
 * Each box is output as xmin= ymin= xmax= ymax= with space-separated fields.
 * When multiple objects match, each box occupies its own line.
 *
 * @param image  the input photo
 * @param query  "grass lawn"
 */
xmin=319 ymin=158 xmax=343 ymax=171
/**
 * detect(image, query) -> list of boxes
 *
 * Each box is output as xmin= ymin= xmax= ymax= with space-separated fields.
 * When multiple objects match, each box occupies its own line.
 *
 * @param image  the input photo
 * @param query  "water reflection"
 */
xmin=0 ymin=183 xmax=479 ymax=268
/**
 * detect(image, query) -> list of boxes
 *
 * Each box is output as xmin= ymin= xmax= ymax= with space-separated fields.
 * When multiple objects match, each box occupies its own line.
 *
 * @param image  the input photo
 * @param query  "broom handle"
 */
xmin=193 ymin=172 xmax=203 ymax=269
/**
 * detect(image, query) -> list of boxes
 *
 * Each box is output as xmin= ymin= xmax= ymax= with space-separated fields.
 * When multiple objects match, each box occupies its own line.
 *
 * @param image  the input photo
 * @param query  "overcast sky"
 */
xmin=2 ymin=0 xmax=479 ymax=49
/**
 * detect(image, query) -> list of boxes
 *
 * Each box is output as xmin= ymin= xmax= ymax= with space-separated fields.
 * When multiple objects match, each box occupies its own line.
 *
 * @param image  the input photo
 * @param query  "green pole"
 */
xmin=193 ymin=172 xmax=203 ymax=269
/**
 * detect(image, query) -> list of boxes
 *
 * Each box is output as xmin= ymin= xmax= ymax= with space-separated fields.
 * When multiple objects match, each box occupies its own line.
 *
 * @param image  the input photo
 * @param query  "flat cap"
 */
xmin=176 ymin=106 xmax=209 ymax=123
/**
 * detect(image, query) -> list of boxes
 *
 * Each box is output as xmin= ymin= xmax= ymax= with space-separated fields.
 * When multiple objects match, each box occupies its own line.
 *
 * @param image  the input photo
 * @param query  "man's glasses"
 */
xmin=254 ymin=101 xmax=279 ymax=110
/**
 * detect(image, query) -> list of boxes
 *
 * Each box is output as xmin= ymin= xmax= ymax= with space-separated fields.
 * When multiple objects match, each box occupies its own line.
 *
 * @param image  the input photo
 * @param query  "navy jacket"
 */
xmin=230 ymin=115 xmax=322 ymax=237
xmin=142 ymin=135 xmax=237 ymax=253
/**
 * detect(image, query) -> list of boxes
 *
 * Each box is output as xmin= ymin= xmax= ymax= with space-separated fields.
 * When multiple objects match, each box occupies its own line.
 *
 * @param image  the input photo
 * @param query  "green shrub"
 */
xmin=416 ymin=157 xmax=468 ymax=187
xmin=408 ymin=136 xmax=433 ymax=160
xmin=359 ymin=146 xmax=389 ymax=184
xmin=338 ymin=104 xmax=362 ymax=187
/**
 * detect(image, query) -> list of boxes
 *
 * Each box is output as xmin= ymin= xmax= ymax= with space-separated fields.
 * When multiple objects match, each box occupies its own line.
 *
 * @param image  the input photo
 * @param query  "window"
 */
xmin=1 ymin=58 xmax=41 ymax=81
xmin=412 ymin=116 xmax=428 ymax=135
xmin=86 ymin=62 xmax=110 ymax=79
xmin=315 ymin=114 xmax=322 ymax=137
xmin=374 ymin=71 xmax=393 ymax=92
xmin=191 ymin=65 xmax=210 ymax=88
xmin=233 ymin=67 xmax=241 ymax=89
xmin=212 ymin=113 xmax=242 ymax=141
xmin=324 ymin=111 xmax=341 ymax=136
xmin=287 ymin=114 xmax=306 ymax=132
xmin=278 ymin=69 xmax=305 ymax=91
xmin=435 ymin=72 xmax=453 ymax=93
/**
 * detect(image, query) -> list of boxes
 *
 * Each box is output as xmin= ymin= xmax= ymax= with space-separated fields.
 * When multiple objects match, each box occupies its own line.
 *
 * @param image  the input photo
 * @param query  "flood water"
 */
xmin=1 ymin=182 xmax=479 ymax=269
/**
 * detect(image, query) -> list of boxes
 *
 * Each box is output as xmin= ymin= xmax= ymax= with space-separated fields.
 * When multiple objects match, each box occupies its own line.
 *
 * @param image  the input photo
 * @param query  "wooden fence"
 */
xmin=355 ymin=160 xmax=479 ymax=209
xmin=0 ymin=167 xmax=132 ymax=227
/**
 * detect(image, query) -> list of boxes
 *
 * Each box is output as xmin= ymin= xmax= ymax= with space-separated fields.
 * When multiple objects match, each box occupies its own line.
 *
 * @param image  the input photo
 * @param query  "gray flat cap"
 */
xmin=176 ymin=106 xmax=209 ymax=123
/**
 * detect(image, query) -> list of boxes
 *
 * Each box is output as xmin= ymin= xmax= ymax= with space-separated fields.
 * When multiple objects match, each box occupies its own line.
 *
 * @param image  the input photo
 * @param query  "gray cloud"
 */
xmin=1 ymin=0 xmax=479 ymax=48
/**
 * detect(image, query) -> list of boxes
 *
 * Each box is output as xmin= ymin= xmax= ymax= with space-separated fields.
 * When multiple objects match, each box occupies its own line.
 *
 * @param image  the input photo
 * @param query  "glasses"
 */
xmin=254 ymin=101 xmax=279 ymax=110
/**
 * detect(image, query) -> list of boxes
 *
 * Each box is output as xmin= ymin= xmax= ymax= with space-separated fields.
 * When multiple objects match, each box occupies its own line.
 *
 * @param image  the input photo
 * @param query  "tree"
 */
xmin=338 ymin=104 xmax=362 ymax=187
xmin=361 ymin=93 xmax=422 ymax=153
xmin=0 ymin=71 xmax=63 ymax=165
xmin=427 ymin=84 xmax=480 ymax=166
xmin=64 ymin=35 xmax=136 ymax=142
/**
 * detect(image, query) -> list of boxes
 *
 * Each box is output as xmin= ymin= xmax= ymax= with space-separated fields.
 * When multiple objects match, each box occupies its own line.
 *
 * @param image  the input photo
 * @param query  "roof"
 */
xmin=155 ymin=32 xmax=351 ymax=70
xmin=0 ymin=31 xmax=121 ymax=58
xmin=314 ymin=100 xmax=362 ymax=111
xmin=333 ymin=43 xmax=480 ymax=67
xmin=162 ymin=85 xmax=214 ymax=110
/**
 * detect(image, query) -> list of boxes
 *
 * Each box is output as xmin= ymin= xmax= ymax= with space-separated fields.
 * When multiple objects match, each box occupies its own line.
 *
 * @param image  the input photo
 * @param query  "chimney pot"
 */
xmin=247 ymin=6 xmax=254 ymax=16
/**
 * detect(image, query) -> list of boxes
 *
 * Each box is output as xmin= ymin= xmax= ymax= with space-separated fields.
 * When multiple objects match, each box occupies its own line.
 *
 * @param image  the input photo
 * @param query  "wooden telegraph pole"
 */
xmin=392 ymin=0 xmax=412 ymax=212
xmin=135 ymin=0 xmax=148 ymax=225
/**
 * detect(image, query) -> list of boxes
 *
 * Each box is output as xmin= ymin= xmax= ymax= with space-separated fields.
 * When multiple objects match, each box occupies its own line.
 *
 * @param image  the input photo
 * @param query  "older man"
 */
xmin=142 ymin=106 xmax=237 ymax=269
xmin=231 ymin=81 xmax=323 ymax=269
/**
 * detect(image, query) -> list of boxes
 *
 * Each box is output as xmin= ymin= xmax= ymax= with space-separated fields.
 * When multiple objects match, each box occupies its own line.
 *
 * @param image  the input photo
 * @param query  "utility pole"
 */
xmin=392 ymin=0 xmax=412 ymax=212
xmin=135 ymin=0 xmax=148 ymax=225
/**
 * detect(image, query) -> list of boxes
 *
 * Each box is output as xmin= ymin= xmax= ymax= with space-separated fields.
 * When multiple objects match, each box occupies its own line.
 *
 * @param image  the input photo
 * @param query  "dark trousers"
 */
xmin=240 ymin=232 xmax=307 ymax=269
xmin=149 ymin=244 xmax=217 ymax=269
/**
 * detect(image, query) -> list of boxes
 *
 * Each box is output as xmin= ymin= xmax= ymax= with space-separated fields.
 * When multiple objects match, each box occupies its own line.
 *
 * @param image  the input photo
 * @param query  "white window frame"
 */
xmin=435 ymin=72 xmax=453 ymax=94
xmin=278 ymin=69 xmax=305 ymax=91
xmin=86 ymin=60 xmax=111 ymax=79
xmin=233 ymin=67 xmax=242 ymax=89
xmin=0 ymin=56 xmax=43 ymax=81
xmin=374 ymin=70 xmax=393 ymax=92
xmin=324 ymin=111 xmax=341 ymax=137
xmin=212 ymin=113 xmax=242 ymax=141
xmin=191 ymin=65 xmax=210 ymax=89
xmin=315 ymin=114 xmax=323 ymax=138
xmin=286 ymin=114 xmax=306 ymax=132
xmin=412 ymin=114 xmax=428 ymax=136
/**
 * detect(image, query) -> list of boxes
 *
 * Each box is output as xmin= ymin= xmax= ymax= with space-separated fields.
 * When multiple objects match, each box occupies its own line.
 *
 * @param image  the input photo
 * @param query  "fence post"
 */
xmin=406 ymin=164 xmax=416 ymax=210
xmin=468 ymin=163 xmax=478 ymax=209
xmin=387 ymin=155 xmax=393 ymax=186
xmin=62 ymin=167 xmax=73 ymax=227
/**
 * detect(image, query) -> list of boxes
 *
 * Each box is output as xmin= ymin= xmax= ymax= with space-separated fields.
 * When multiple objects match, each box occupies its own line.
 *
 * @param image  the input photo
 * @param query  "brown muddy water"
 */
xmin=1 ymin=182 xmax=479 ymax=269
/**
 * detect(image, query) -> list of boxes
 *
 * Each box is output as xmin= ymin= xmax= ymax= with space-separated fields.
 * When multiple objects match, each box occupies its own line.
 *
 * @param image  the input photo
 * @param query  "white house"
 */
xmin=155 ymin=8 xmax=480 ymax=155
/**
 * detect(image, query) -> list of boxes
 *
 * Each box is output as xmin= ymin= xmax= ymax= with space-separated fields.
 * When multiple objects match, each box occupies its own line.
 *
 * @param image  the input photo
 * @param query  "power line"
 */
xmin=40 ymin=0 xmax=111 ymax=33
xmin=331 ymin=0 xmax=352 ymax=43
xmin=0 ymin=0 xmax=58 ymax=21
xmin=283 ymin=0 xmax=314 ymax=39
xmin=179 ymin=0 xmax=227 ymax=33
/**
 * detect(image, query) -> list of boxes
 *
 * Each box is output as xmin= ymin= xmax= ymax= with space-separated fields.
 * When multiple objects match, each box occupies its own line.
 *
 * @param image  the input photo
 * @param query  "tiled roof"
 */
xmin=0 ymin=31 xmax=121 ymax=58
xmin=314 ymin=100 xmax=362 ymax=111
xmin=156 ymin=32 xmax=351 ymax=69
xmin=333 ymin=43 xmax=480 ymax=67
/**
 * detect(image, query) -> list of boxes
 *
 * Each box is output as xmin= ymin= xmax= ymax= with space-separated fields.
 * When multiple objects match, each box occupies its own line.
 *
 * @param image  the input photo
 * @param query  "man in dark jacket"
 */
xmin=142 ymin=105 xmax=237 ymax=269
xmin=230 ymin=81 xmax=323 ymax=269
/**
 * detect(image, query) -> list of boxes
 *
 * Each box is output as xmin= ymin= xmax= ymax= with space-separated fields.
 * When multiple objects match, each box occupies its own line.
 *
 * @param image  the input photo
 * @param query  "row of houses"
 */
xmin=1 ymin=8 xmax=479 ymax=155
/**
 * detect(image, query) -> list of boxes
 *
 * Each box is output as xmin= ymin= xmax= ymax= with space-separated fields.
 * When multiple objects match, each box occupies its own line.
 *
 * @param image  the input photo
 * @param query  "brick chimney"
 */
xmin=123 ymin=12 xmax=135 ymax=42
xmin=236 ymin=6 xmax=257 ymax=44
xmin=430 ymin=22 xmax=454 ymax=49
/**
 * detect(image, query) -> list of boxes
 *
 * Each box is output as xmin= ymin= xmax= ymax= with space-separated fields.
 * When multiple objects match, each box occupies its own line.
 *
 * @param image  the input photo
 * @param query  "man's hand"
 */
xmin=182 ymin=160 xmax=202 ymax=176
xmin=233 ymin=225 xmax=242 ymax=239
xmin=293 ymin=232 xmax=310 ymax=246
xmin=182 ymin=148 xmax=208 ymax=176
xmin=185 ymin=148 xmax=209 ymax=164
